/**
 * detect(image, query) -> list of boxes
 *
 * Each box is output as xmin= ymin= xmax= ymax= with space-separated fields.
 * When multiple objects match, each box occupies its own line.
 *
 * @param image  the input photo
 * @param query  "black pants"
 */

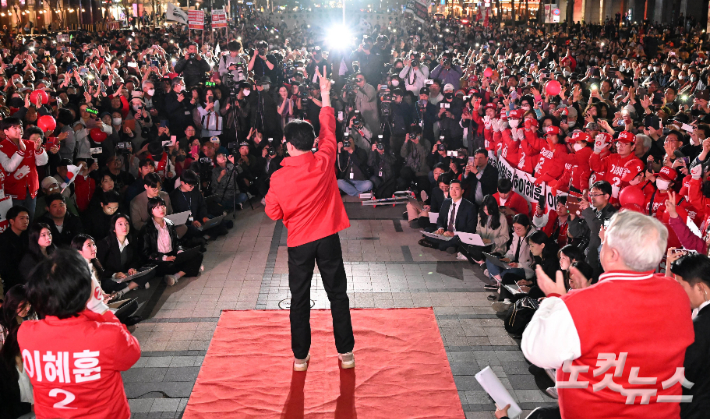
xmin=155 ymin=252 xmax=204 ymax=277
xmin=288 ymin=233 xmax=354 ymax=359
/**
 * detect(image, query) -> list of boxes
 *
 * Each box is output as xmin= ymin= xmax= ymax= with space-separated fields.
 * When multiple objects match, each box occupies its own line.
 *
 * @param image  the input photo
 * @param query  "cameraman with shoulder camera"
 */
xmin=248 ymin=41 xmax=277 ymax=83
xmin=221 ymin=81 xmax=252 ymax=143
xmin=437 ymin=84 xmax=465 ymax=149
xmin=218 ymin=41 xmax=247 ymax=84
xmin=174 ymin=42 xmax=212 ymax=88
xmin=353 ymin=73 xmax=381 ymax=136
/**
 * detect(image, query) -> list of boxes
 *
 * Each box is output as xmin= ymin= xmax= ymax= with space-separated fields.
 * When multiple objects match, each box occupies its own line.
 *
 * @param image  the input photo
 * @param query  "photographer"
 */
xmin=436 ymin=84 xmax=465 ymax=149
xmin=164 ymin=77 xmax=195 ymax=140
xmin=211 ymin=149 xmax=248 ymax=213
xmin=174 ymin=42 xmax=212 ymax=88
xmin=254 ymin=143 xmax=283 ymax=199
xmin=305 ymin=83 xmax=324 ymax=135
xmin=353 ymin=73 xmax=381 ymax=136
xmin=248 ymin=40 xmax=277 ymax=83
xmin=398 ymin=126 xmax=431 ymax=193
xmin=336 ymin=137 xmax=373 ymax=196
xmin=248 ymin=76 xmax=281 ymax=142
xmin=368 ymin=137 xmax=396 ymax=196
xmin=399 ymin=54 xmax=429 ymax=95
xmin=430 ymin=52 xmax=463 ymax=91
xmin=389 ymin=88 xmax=414 ymax=154
xmin=416 ymin=86 xmax=439 ymax=144
xmin=220 ymin=81 xmax=252 ymax=144
xmin=218 ymin=41 xmax=247 ymax=84
xmin=347 ymin=113 xmax=372 ymax=150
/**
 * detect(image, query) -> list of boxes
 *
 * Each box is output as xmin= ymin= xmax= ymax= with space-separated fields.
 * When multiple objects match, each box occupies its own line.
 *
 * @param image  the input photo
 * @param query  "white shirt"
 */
xmin=448 ymin=197 xmax=462 ymax=233
xmin=693 ymin=299 xmax=710 ymax=320
xmin=117 ymin=236 xmax=129 ymax=253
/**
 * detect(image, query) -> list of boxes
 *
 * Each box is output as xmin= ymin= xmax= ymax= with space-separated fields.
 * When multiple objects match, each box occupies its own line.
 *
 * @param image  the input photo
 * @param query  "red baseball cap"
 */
xmin=658 ymin=166 xmax=678 ymax=182
xmin=595 ymin=132 xmax=613 ymax=144
xmin=616 ymin=131 xmax=636 ymax=143
xmin=485 ymin=103 xmax=496 ymax=110
xmin=545 ymin=126 xmax=560 ymax=136
xmin=509 ymin=109 xmax=524 ymax=119
xmin=568 ymin=131 xmax=591 ymax=143
xmin=499 ymin=110 xmax=508 ymax=120
xmin=621 ymin=160 xmax=645 ymax=182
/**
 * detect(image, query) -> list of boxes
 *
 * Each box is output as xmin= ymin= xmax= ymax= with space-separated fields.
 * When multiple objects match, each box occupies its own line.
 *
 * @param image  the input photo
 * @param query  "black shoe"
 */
xmin=484 ymin=284 xmax=499 ymax=291
xmin=487 ymin=295 xmax=497 ymax=301
xmin=445 ymin=246 xmax=458 ymax=254
xmin=123 ymin=316 xmax=142 ymax=326
xmin=418 ymin=238 xmax=436 ymax=249
xmin=402 ymin=211 xmax=408 ymax=220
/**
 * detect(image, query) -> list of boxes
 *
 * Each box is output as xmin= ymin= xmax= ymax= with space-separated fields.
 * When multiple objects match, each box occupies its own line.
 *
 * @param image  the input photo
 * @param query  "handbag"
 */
xmin=504 ymin=296 xmax=539 ymax=336
xmin=201 ymin=111 xmax=223 ymax=132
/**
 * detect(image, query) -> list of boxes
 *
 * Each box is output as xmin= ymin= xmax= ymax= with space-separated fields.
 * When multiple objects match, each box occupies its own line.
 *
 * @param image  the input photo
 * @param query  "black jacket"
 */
xmin=170 ymin=187 xmax=209 ymax=223
xmin=164 ymin=91 xmax=195 ymax=139
xmin=0 ymin=229 xmax=27 ymax=292
xmin=416 ymin=101 xmax=439 ymax=143
xmin=436 ymin=198 xmax=478 ymax=233
xmin=461 ymin=164 xmax=499 ymax=204
xmin=140 ymin=219 xmax=184 ymax=263
xmin=84 ymin=206 xmax=115 ymax=243
xmin=429 ymin=187 xmax=446 ymax=213
xmin=682 ymin=304 xmax=710 ymax=419
xmin=367 ymin=149 xmax=396 ymax=181
xmin=96 ymin=234 xmax=141 ymax=280
xmin=173 ymin=56 xmax=211 ymax=88
xmin=40 ymin=213 xmax=84 ymax=248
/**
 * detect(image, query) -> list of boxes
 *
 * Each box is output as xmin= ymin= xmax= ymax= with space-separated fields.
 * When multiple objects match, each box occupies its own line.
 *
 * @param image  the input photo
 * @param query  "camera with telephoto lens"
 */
xmin=351 ymin=111 xmax=363 ymax=129
xmin=380 ymin=93 xmax=392 ymax=117
xmin=227 ymin=142 xmax=240 ymax=153
xmin=268 ymin=147 xmax=276 ymax=156
xmin=343 ymin=132 xmax=351 ymax=149
xmin=189 ymin=53 xmax=196 ymax=59
xmin=376 ymin=135 xmax=384 ymax=150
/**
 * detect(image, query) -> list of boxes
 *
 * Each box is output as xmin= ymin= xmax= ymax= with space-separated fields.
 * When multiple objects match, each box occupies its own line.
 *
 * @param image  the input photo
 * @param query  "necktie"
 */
xmin=447 ymin=202 xmax=457 ymax=232
xmin=513 ymin=236 xmax=522 ymax=263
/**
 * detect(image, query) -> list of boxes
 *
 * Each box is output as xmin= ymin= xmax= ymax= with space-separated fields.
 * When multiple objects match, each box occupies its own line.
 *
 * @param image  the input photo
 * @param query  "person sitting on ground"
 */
xmin=85 ymin=190 xmax=121 ymax=242
xmin=35 ymin=176 xmax=79 ymax=220
xmin=97 ymin=212 xmax=153 ymax=292
xmin=465 ymin=194 xmax=510 ymax=265
xmin=406 ymin=164 xmax=448 ymax=228
xmin=18 ymin=223 xmax=56 ymax=285
xmin=140 ymin=197 xmax=204 ymax=287
xmin=484 ymin=213 xmax=536 ymax=288
xmin=171 ymin=169 xmax=227 ymax=240
xmin=419 ymin=179 xmax=477 ymax=254
xmin=130 ymin=172 xmax=173 ymax=231
xmin=336 ymin=138 xmax=373 ymax=196
xmin=0 ymin=285 xmax=34 ymax=418
xmin=0 ymin=205 xmax=30 ymax=293
xmin=39 ymin=193 xmax=83 ymax=248
xmin=494 ymin=178 xmax=530 ymax=222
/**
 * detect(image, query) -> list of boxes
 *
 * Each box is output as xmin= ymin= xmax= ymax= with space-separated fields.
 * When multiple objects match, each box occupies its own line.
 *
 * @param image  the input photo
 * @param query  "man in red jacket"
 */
xmin=265 ymin=68 xmax=355 ymax=372
xmin=523 ymin=211 xmax=694 ymax=419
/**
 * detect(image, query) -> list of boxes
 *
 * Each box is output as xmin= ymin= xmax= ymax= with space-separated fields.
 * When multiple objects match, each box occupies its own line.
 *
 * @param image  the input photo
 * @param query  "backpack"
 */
xmin=504 ymin=296 xmax=539 ymax=337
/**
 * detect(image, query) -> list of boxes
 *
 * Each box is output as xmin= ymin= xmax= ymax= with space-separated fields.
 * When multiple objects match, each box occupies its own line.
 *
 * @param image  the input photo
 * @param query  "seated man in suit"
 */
xmin=494 ymin=178 xmax=530 ymax=224
xmin=419 ymin=179 xmax=477 ymax=253
xmin=461 ymin=148 xmax=498 ymax=207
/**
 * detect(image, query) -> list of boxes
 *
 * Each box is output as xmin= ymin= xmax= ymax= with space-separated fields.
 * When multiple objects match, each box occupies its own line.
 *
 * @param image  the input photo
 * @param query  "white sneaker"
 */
xmin=338 ymin=352 xmax=355 ymax=369
xmin=144 ymin=282 xmax=150 ymax=290
xmin=491 ymin=299 xmax=512 ymax=313
xmin=456 ymin=252 xmax=468 ymax=261
xmin=164 ymin=275 xmax=179 ymax=286
xmin=294 ymin=353 xmax=310 ymax=371
xmin=261 ymin=197 xmax=266 ymax=206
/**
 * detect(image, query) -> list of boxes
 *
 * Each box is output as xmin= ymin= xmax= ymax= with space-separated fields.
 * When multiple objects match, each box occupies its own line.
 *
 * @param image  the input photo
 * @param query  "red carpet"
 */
xmin=183 ymin=308 xmax=465 ymax=419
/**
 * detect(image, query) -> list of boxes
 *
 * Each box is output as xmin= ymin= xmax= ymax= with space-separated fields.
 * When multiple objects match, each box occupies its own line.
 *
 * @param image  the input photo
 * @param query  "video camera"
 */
xmin=116 ymin=142 xmax=132 ymax=153
xmin=376 ymin=134 xmax=384 ymax=151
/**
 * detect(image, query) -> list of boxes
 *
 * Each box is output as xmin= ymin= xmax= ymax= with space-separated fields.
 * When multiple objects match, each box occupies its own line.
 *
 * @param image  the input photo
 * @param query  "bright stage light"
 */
xmin=326 ymin=24 xmax=352 ymax=51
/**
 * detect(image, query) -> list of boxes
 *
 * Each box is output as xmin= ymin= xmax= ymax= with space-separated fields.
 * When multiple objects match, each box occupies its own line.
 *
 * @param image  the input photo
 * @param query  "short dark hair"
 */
xmin=228 ymin=41 xmax=242 ymax=51
xmin=147 ymin=196 xmax=167 ymax=216
xmin=591 ymin=180 xmax=612 ymax=197
xmin=25 ymin=249 xmax=92 ymax=319
xmin=102 ymin=190 xmax=120 ymax=205
xmin=670 ymin=253 xmax=710 ymax=287
xmin=559 ymin=244 xmax=585 ymax=263
xmin=474 ymin=148 xmax=488 ymax=157
xmin=557 ymin=196 xmax=568 ymax=206
xmin=6 ymin=205 xmax=29 ymax=222
xmin=70 ymin=233 xmax=95 ymax=253
xmin=45 ymin=193 xmax=65 ymax=207
xmin=449 ymin=179 xmax=462 ymax=188
xmin=181 ymin=169 xmax=199 ymax=186
xmin=498 ymin=178 xmax=512 ymax=194
xmin=284 ymin=120 xmax=316 ymax=152
xmin=571 ymin=261 xmax=596 ymax=284
xmin=144 ymin=172 xmax=162 ymax=188
xmin=138 ymin=158 xmax=156 ymax=169
xmin=0 ymin=117 xmax=22 ymax=132
xmin=25 ymin=126 xmax=44 ymax=140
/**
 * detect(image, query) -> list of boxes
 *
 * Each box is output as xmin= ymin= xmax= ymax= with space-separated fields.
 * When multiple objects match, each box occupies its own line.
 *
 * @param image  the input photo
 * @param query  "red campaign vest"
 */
xmin=0 ymin=139 xmax=42 ymax=200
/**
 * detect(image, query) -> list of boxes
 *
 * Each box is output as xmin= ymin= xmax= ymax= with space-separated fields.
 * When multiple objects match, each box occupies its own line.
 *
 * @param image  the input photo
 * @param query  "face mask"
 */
xmin=262 ymin=85 xmax=270 ymax=92
xmin=147 ymin=89 xmax=155 ymax=96
xmin=691 ymin=76 xmax=697 ymax=82
xmin=113 ymin=117 xmax=122 ymax=125
xmin=509 ymin=120 xmax=519 ymax=128
xmin=573 ymin=142 xmax=585 ymax=152
xmin=444 ymin=93 xmax=454 ymax=100
xmin=174 ymin=86 xmax=183 ymax=93
xmin=653 ymin=66 xmax=659 ymax=72
xmin=568 ymin=121 xmax=576 ymax=128
xmin=648 ymin=65 xmax=653 ymax=71
xmin=243 ymin=89 xmax=251 ymax=97
xmin=391 ymin=79 xmax=400 ymax=87
xmin=563 ymin=70 xmax=570 ymax=77
xmin=679 ymin=76 xmax=686 ymax=81
xmin=132 ymin=105 xmax=141 ymax=112
xmin=656 ymin=178 xmax=670 ymax=190
xmin=521 ymin=105 xmax=531 ymax=111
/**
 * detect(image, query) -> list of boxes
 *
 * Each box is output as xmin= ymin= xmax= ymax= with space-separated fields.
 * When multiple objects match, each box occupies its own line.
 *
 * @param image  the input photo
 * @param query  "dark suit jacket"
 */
xmin=40 ymin=213 xmax=83 ymax=248
xmin=462 ymin=164 xmax=498 ymax=203
xmin=429 ymin=187 xmax=446 ymax=213
xmin=682 ymin=304 xmax=710 ymax=419
xmin=436 ymin=198 xmax=477 ymax=233
xmin=96 ymin=234 xmax=141 ymax=280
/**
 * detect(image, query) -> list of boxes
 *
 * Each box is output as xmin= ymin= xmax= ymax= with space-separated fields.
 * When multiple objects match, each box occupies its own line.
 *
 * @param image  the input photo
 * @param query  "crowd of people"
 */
xmin=0 ymin=7 xmax=707 ymax=419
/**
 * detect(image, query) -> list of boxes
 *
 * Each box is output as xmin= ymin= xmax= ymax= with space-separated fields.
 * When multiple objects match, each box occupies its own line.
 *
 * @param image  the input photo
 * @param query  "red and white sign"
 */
xmin=188 ymin=10 xmax=205 ymax=30
xmin=211 ymin=9 xmax=227 ymax=28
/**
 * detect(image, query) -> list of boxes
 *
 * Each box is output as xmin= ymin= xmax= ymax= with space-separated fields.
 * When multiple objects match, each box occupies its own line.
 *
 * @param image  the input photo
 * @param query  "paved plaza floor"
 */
xmin=123 ymin=200 xmax=557 ymax=418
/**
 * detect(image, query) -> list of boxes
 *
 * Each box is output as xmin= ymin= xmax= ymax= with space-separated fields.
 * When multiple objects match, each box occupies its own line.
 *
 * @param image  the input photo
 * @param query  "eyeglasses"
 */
xmin=588 ymin=193 xmax=606 ymax=198
xmin=665 ymin=139 xmax=679 ymax=144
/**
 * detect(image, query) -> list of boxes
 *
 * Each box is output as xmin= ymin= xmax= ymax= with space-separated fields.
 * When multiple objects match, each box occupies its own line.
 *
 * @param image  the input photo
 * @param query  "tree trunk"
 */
xmin=495 ymin=0 xmax=501 ymax=25
xmin=511 ymin=0 xmax=516 ymax=25
xmin=525 ymin=0 xmax=529 ymax=23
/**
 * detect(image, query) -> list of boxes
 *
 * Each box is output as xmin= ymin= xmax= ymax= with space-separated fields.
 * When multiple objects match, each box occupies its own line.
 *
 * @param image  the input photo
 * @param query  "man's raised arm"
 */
xmin=316 ymin=66 xmax=337 ymax=163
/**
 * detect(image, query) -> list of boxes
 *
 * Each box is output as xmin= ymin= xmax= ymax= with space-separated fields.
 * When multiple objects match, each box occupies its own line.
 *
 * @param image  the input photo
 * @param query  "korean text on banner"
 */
xmin=188 ymin=10 xmax=205 ymax=30
xmin=491 ymin=156 xmax=560 ymax=211
xmin=212 ymin=9 xmax=228 ymax=28
xmin=405 ymin=0 xmax=429 ymax=22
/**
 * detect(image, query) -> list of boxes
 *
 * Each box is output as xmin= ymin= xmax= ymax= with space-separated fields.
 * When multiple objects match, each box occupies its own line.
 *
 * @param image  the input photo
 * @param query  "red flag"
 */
xmin=484 ymin=7 xmax=490 ymax=28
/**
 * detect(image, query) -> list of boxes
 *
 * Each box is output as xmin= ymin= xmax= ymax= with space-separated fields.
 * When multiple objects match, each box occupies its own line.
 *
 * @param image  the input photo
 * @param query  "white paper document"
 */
xmin=166 ymin=210 xmax=191 ymax=225
xmin=428 ymin=212 xmax=439 ymax=224
xmin=475 ymin=366 xmax=522 ymax=418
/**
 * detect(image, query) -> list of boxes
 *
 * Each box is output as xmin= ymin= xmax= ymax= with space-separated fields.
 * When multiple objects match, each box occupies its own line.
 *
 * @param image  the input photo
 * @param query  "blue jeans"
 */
xmin=485 ymin=260 xmax=525 ymax=281
xmin=221 ymin=193 xmax=248 ymax=211
xmin=16 ymin=190 xmax=36 ymax=222
xmin=337 ymin=179 xmax=373 ymax=196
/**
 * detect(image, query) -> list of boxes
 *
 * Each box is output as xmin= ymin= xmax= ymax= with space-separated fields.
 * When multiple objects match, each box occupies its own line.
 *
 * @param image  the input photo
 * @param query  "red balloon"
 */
xmin=619 ymin=186 xmax=646 ymax=208
xmin=36 ymin=115 xmax=56 ymax=132
xmin=483 ymin=67 xmax=493 ymax=78
xmin=90 ymin=128 xmax=108 ymax=143
xmin=545 ymin=80 xmax=561 ymax=96
xmin=30 ymin=89 xmax=49 ymax=105
xmin=621 ymin=204 xmax=644 ymax=214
